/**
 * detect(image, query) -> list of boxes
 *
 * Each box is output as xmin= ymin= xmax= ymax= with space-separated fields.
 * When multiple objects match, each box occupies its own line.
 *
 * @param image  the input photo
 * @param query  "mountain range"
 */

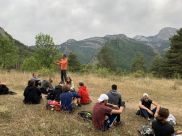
xmin=58 ymin=27 xmax=177 ymax=64
xmin=0 ymin=26 xmax=178 ymax=70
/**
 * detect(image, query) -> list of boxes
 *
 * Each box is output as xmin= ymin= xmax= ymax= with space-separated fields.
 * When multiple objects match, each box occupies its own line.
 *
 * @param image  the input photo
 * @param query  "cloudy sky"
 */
xmin=0 ymin=0 xmax=182 ymax=45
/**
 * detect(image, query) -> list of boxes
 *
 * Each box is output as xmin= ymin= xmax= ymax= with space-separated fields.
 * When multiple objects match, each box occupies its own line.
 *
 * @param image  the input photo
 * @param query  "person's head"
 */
xmin=112 ymin=84 xmax=117 ymax=90
xmin=157 ymin=108 xmax=169 ymax=122
xmin=62 ymin=54 xmax=67 ymax=59
xmin=66 ymin=76 xmax=72 ymax=82
xmin=79 ymin=81 xmax=84 ymax=87
xmin=28 ymin=80 xmax=35 ymax=87
xmin=49 ymin=78 xmax=53 ymax=83
xmin=142 ymin=93 xmax=149 ymax=101
xmin=32 ymin=73 xmax=36 ymax=78
xmin=98 ymin=94 xmax=109 ymax=104
xmin=62 ymin=85 xmax=70 ymax=92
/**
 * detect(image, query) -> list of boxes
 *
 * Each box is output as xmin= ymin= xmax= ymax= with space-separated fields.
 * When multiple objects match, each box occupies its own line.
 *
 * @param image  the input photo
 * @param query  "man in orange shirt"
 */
xmin=57 ymin=54 xmax=68 ymax=83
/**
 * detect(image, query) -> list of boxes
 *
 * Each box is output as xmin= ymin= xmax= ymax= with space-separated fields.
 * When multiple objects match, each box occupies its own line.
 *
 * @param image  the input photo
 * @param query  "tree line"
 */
xmin=0 ymin=28 xmax=181 ymax=78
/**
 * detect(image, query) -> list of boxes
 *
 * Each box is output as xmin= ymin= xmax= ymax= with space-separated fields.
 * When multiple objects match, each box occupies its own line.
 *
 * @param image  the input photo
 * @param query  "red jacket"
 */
xmin=78 ymin=86 xmax=91 ymax=104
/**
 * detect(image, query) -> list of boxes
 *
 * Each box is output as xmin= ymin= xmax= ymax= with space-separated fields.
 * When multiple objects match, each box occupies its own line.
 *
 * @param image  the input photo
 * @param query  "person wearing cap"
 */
xmin=152 ymin=108 xmax=182 ymax=136
xmin=137 ymin=93 xmax=160 ymax=120
xmin=77 ymin=82 xmax=91 ymax=105
xmin=57 ymin=54 xmax=68 ymax=84
xmin=92 ymin=94 xmax=124 ymax=131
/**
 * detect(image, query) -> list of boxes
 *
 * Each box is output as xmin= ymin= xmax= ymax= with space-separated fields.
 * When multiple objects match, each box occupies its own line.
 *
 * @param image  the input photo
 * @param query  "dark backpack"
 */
xmin=78 ymin=111 xmax=92 ymax=121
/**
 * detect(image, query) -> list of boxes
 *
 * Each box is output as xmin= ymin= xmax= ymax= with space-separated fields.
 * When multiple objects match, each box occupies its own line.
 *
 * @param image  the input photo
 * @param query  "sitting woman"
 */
xmin=65 ymin=76 xmax=75 ymax=91
xmin=23 ymin=80 xmax=42 ymax=104
xmin=78 ymin=82 xmax=91 ymax=105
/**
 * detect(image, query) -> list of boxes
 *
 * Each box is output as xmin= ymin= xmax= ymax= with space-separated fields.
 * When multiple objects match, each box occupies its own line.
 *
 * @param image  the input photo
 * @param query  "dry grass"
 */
xmin=0 ymin=71 xmax=182 ymax=136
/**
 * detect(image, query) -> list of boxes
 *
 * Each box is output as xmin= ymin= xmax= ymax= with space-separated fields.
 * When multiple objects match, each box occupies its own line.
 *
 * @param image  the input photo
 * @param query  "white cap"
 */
xmin=143 ymin=93 xmax=149 ymax=97
xmin=98 ymin=94 xmax=109 ymax=102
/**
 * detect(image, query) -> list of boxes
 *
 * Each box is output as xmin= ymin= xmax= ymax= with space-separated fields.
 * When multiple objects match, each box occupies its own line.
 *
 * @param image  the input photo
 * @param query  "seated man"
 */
xmin=152 ymin=108 xmax=182 ymax=136
xmin=60 ymin=85 xmax=80 ymax=113
xmin=137 ymin=93 xmax=160 ymax=120
xmin=107 ymin=84 xmax=124 ymax=124
xmin=23 ymin=80 xmax=42 ymax=104
xmin=78 ymin=82 xmax=91 ymax=104
xmin=92 ymin=94 xmax=124 ymax=131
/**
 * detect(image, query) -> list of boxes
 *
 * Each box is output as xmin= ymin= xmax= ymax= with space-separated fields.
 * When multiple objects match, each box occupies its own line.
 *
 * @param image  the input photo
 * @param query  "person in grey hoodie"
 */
xmin=107 ymin=84 xmax=123 ymax=124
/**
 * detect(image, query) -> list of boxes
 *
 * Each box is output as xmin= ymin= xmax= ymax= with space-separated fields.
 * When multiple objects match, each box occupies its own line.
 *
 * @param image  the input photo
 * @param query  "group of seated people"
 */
xmin=22 ymin=74 xmax=182 ymax=135
xmin=92 ymin=86 xmax=182 ymax=135
xmin=23 ymin=73 xmax=92 ymax=112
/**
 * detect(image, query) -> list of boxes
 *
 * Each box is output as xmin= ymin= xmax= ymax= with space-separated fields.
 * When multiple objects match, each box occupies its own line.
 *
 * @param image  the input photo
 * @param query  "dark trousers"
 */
xmin=140 ymin=108 xmax=157 ymax=118
xmin=101 ymin=114 xmax=118 ymax=131
xmin=61 ymin=70 xmax=67 ymax=83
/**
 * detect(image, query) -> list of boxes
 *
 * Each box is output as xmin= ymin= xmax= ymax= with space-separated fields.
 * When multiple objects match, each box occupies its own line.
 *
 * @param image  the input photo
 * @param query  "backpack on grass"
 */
xmin=46 ymin=100 xmax=61 ymax=111
xmin=137 ymin=125 xmax=154 ymax=136
xmin=78 ymin=111 xmax=92 ymax=121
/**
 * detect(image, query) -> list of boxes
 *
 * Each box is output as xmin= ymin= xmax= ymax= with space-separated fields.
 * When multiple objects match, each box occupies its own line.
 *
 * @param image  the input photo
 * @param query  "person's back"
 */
xmin=107 ymin=84 xmax=121 ymax=106
xmin=60 ymin=88 xmax=79 ymax=112
xmin=78 ymin=82 xmax=91 ymax=104
xmin=23 ymin=80 xmax=42 ymax=104
xmin=54 ymin=85 xmax=63 ymax=101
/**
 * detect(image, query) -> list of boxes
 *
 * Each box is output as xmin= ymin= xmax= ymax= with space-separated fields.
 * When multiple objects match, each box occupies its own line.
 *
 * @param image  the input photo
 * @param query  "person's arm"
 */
xmin=152 ymin=101 xmax=160 ymax=117
xmin=111 ymin=107 xmax=124 ymax=114
xmin=139 ymin=101 xmax=153 ymax=115
xmin=106 ymin=103 xmax=119 ymax=109
xmin=175 ymin=130 xmax=182 ymax=135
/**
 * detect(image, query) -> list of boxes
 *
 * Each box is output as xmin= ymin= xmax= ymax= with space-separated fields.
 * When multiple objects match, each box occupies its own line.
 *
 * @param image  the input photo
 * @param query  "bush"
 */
xmin=21 ymin=56 xmax=41 ymax=71
xmin=37 ymin=67 xmax=55 ymax=77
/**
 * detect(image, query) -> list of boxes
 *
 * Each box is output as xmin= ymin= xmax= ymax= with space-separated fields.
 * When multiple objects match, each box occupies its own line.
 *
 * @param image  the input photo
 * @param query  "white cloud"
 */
xmin=0 ymin=0 xmax=181 ymax=45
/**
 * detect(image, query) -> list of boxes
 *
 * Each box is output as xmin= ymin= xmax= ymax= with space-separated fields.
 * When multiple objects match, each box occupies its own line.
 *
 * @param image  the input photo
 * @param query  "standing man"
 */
xmin=57 ymin=54 xmax=68 ymax=83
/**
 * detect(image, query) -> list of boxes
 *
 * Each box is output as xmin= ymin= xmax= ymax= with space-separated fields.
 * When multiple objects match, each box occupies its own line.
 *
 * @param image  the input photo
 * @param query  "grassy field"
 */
xmin=0 ymin=71 xmax=182 ymax=136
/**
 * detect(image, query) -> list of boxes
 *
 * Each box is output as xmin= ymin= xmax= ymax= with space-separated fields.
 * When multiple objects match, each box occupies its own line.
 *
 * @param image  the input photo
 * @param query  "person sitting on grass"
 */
xmin=92 ymin=94 xmax=125 ymax=131
xmin=40 ymin=78 xmax=54 ymax=94
xmin=60 ymin=85 xmax=80 ymax=113
xmin=23 ymin=80 xmax=42 ymax=104
xmin=137 ymin=93 xmax=160 ymax=121
xmin=31 ymin=73 xmax=41 ymax=87
xmin=66 ymin=76 xmax=75 ymax=91
xmin=0 ymin=82 xmax=10 ymax=95
xmin=78 ymin=82 xmax=91 ymax=105
xmin=0 ymin=82 xmax=16 ymax=95
xmin=152 ymin=108 xmax=182 ymax=136
xmin=107 ymin=84 xmax=124 ymax=125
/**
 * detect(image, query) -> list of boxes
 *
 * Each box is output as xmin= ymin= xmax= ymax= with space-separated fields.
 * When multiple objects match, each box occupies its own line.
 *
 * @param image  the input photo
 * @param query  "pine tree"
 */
xmin=131 ymin=53 xmax=145 ymax=72
xmin=150 ymin=55 xmax=164 ymax=77
xmin=163 ymin=28 xmax=182 ymax=78
xmin=68 ymin=53 xmax=81 ymax=72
